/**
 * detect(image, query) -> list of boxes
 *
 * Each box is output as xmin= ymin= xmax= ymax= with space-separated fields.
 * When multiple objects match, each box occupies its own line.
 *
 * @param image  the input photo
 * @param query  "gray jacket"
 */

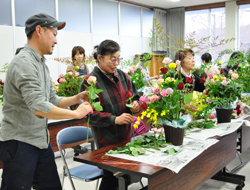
xmin=0 ymin=44 xmax=62 ymax=149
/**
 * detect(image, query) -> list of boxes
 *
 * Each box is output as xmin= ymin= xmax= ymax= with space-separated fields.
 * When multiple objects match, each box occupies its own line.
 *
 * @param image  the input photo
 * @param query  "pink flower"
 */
xmin=229 ymin=70 xmax=233 ymax=75
xmin=2 ymin=79 xmax=5 ymax=83
xmin=139 ymin=96 xmax=147 ymax=102
xmin=159 ymin=75 xmax=163 ymax=78
xmin=131 ymin=69 xmax=135 ymax=74
xmin=160 ymin=89 xmax=167 ymax=97
xmin=58 ymin=78 xmax=63 ymax=83
xmin=160 ymin=129 xmax=165 ymax=134
xmin=210 ymin=114 xmax=215 ymax=119
xmin=57 ymin=83 xmax=60 ymax=86
xmin=138 ymin=66 xmax=142 ymax=69
xmin=240 ymin=103 xmax=246 ymax=111
xmin=203 ymin=89 xmax=208 ymax=95
xmin=151 ymin=128 xmax=158 ymax=132
xmin=175 ymin=60 xmax=181 ymax=66
xmin=90 ymin=111 xmax=93 ymax=114
xmin=68 ymin=71 xmax=73 ymax=75
xmin=210 ymin=90 xmax=213 ymax=94
xmin=157 ymin=129 xmax=163 ymax=133
xmin=154 ymin=88 xmax=160 ymax=94
xmin=75 ymin=72 xmax=79 ymax=76
xmin=150 ymin=95 xmax=159 ymax=102
xmin=213 ymin=69 xmax=220 ymax=75
xmin=208 ymin=73 xmax=213 ymax=79
xmin=210 ymin=79 xmax=215 ymax=84
xmin=221 ymin=80 xmax=228 ymax=86
xmin=166 ymin=88 xmax=173 ymax=95
xmin=84 ymin=116 xmax=87 ymax=118
xmin=162 ymin=57 xmax=171 ymax=64
xmin=59 ymin=73 xmax=64 ymax=78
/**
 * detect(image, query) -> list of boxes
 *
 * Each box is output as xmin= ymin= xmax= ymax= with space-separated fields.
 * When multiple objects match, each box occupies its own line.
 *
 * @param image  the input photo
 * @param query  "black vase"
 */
xmin=163 ymin=125 xmax=185 ymax=146
xmin=215 ymin=108 xmax=233 ymax=123
xmin=70 ymin=103 xmax=79 ymax=110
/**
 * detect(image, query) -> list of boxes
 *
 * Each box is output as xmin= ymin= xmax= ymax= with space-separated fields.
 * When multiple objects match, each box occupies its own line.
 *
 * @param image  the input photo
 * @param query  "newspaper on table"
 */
xmin=106 ymin=134 xmax=218 ymax=173
xmin=186 ymin=113 xmax=250 ymax=141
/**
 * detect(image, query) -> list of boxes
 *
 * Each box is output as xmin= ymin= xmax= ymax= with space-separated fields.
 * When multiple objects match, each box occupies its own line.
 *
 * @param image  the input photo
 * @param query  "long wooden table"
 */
xmin=74 ymin=131 xmax=242 ymax=190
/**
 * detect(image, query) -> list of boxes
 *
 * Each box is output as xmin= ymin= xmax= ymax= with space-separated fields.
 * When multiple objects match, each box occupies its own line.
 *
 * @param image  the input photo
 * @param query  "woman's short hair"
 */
xmin=201 ymin=53 xmax=212 ymax=63
xmin=72 ymin=46 xmax=85 ymax=60
xmin=173 ymin=49 xmax=194 ymax=67
xmin=93 ymin=40 xmax=120 ymax=63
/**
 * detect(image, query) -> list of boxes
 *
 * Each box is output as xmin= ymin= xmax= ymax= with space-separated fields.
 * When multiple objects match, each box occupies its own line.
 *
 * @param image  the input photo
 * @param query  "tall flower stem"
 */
xmin=86 ymin=115 xmax=90 ymax=143
xmin=132 ymin=110 xmax=135 ymax=138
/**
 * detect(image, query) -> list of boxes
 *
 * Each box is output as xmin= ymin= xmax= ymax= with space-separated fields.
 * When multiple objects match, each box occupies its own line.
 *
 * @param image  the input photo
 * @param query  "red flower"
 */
xmin=185 ymin=77 xmax=193 ymax=84
xmin=177 ymin=82 xmax=184 ymax=90
xmin=126 ymin=90 xmax=133 ymax=98
xmin=200 ymin=77 xmax=206 ymax=83
xmin=0 ymin=81 xmax=3 ymax=85
xmin=140 ymin=102 xmax=148 ymax=110
xmin=220 ymin=69 xmax=225 ymax=74
xmin=160 ymin=67 xmax=168 ymax=74
xmin=57 ymin=78 xmax=62 ymax=83
xmin=67 ymin=70 xmax=72 ymax=72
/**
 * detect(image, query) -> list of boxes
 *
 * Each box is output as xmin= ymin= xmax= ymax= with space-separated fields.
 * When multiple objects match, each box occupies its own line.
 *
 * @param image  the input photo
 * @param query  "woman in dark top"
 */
xmin=173 ymin=49 xmax=205 ymax=93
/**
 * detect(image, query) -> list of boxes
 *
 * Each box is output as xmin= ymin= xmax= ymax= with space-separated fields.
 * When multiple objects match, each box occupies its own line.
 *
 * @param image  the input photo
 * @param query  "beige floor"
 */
xmin=0 ymin=144 xmax=249 ymax=190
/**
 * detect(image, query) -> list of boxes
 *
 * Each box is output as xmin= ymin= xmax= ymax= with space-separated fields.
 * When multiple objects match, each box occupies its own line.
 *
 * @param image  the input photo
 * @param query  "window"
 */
xmin=58 ymin=0 xmax=90 ymax=32
xmin=185 ymin=7 xmax=226 ymax=65
xmin=0 ymin=0 xmax=11 ymax=26
xmin=93 ymin=0 xmax=118 ymax=35
xmin=120 ymin=3 xmax=141 ymax=37
xmin=239 ymin=4 xmax=250 ymax=52
xmin=142 ymin=8 xmax=154 ymax=37
xmin=15 ymin=0 xmax=55 ymax=27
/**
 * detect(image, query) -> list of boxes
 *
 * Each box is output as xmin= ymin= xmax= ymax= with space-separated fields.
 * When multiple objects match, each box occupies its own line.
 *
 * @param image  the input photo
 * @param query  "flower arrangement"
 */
xmin=136 ymin=60 xmax=194 ymax=128
xmin=0 ymin=79 xmax=5 ymax=104
xmin=83 ymin=76 xmax=103 ymax=142
xmin=54 ymin=70 xmax=85 ymax=97
xmin=128 ymin=65 xmax=150 ymax=90
xmin=203 ymin=68 xmax=243 ymax=109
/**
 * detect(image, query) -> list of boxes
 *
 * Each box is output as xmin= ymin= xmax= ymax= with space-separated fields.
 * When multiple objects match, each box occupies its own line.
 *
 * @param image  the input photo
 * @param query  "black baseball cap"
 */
xmin=25 ymin=13 xmax=66 ymax=37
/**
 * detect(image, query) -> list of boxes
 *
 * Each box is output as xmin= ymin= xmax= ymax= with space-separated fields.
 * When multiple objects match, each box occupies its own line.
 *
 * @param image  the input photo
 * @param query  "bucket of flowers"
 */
xmin=203 ymin=68 xmax=243 ymax=123
xmin=136 ymin=61 xmax=193 ymax=146
xmin=54 ymin=70 xmax=85 ymax=110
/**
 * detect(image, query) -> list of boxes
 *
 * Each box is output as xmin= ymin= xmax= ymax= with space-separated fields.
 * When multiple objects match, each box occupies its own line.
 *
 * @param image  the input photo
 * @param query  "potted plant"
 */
xmin=203 ymin=68 xmax=243 ymax=123
xmin=136 ymin=61 xmax=194 ymax=145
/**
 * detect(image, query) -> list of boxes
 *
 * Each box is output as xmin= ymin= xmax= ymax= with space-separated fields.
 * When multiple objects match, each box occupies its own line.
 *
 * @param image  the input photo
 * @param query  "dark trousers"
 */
xmin=99 ymin=169 xmax=118 ymax=190
xmin=0 ymin=140 xmax=61 ymax=190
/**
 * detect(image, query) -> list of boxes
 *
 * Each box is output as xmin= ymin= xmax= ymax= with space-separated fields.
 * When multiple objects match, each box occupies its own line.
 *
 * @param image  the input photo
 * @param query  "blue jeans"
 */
xmin=0 ymin=140 xmax=61 ymax=190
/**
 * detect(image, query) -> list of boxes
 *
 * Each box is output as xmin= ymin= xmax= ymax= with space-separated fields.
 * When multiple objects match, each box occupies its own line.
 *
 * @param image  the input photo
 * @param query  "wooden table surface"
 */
xmin=74 ymin=132 xmax=237 ymax=190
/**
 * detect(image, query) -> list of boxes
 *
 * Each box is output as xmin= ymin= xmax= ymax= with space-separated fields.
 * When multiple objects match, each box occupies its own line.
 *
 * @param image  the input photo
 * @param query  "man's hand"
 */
xmin=74 ymin=102 xmax=93 ymax=119
xmin=131 ymin=101 xmax=140 ymax=113
xmin=77 ymin=91 xmax=89 ymax=102
xmin=115 ymin=113 xmax=134 ymax=125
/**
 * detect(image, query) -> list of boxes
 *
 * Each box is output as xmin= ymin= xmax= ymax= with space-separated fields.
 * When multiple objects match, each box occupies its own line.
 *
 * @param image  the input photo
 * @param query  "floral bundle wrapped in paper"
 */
xmin=54 ymin=70 xmax=85 ymax=97
xmin=203 ymin=68 xmax=243 ymax=109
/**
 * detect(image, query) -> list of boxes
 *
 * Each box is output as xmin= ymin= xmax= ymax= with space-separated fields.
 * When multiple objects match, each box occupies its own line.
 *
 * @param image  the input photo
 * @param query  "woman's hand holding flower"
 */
xmin=75 ymin=102 xmax=93 ymax=119
xmin=132 ymin=101 xmax=140 ymax=113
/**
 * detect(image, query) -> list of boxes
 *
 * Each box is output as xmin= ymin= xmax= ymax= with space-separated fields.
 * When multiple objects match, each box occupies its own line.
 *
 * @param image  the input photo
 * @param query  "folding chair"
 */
xmin=56 ymin=126 xmax=103 ymax=190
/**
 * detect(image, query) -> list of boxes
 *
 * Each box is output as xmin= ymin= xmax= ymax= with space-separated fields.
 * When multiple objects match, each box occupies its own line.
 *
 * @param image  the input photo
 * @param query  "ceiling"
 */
xmin=118 ymin=0 xmax=236 ymax=9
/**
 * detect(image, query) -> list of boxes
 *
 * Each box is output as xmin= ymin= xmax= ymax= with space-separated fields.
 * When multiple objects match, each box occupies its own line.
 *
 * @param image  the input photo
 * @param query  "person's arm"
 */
xmin=34 ymin=102 xmax=92 ymax=120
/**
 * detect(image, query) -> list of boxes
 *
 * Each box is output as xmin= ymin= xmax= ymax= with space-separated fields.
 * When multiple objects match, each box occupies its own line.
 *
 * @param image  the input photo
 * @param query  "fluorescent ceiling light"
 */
xmin=170 ymin=0 xmax=180 ymax=2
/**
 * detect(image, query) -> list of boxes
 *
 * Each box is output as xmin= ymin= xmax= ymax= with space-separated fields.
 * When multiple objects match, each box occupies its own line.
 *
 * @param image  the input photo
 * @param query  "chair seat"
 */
xmin=67 ymin=164 xmax=103 ymax=180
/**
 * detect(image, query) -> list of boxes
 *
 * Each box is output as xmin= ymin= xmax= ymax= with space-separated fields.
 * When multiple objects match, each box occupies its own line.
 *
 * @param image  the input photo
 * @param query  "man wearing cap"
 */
xmin=0 ymin=13 xmax=92 ymax=190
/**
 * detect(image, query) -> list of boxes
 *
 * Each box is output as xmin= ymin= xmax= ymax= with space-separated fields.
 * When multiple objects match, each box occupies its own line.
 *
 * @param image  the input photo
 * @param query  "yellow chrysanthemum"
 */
xmin=213 ymin=76 xmax=219 ymax=80
xmin=142 ymin=111 xmax=147 ymax=116
xmin=56 ymin=89 xmax=59 ymax=92
xmin=141 ymin=115 xmax=145 ymax=120
xmin=217 ymin=61 xmax=222 ymax=65
xmin=147 ymin=113 xmax=151 ymax=118
xmin=133 ymin=124 xmax=138 ymax=129
xmin=169 ymin=63 xmax=177 ymax=69
xmin=166 ymin=77 xmax=172 ymax=82
xmin=153 ymin=120 xmax=157 ymax=125
xmin=75 ymin=66 xmax=80 ymax=70
xmin=132 ymin=65 xmax=136 ymax=68
xmin=161 ymin=110 xmax=166 ymax=116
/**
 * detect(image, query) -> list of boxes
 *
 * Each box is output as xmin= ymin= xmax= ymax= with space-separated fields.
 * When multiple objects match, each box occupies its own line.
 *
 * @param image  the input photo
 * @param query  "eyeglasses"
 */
xmin=101 ymin=55 xmax=123 ymax=64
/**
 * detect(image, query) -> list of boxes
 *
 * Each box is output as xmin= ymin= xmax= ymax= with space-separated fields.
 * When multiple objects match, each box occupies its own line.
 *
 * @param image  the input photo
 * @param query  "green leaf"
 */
xmin=126 ymin=104 xmax=133 ymax=108
xmin=184 ymin=92 xmax=193 ymax=104
xmin=107 ymin=150 xmax=118 ymax=154
xmin=163 ymin=148 xmax=178 ymax=155
xmin=203 ymin=123 xmax=215 ymax=129
xmin=92 ymin=102 xmax=103 ymax=111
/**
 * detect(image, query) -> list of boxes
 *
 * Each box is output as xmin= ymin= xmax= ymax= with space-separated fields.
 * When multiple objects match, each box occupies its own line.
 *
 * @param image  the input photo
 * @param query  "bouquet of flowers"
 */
xmin=128 ymin=65 xmax=150 ymax=90
xmin=136 ymin=61 xmax=194 ymax=128
xmin=54 ymin=70 xmax=85 ymax=97
xmin=203 ymin=68 xmax=243 ymax=109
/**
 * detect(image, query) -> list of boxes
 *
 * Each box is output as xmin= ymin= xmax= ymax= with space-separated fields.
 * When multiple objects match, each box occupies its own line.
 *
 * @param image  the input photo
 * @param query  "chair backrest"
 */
xmin=57 ymin=126 xmax=93 ymax=147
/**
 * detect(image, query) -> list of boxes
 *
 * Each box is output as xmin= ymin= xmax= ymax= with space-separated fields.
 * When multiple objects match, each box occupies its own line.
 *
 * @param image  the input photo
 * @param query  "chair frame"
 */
xmin=56 ymin=126 xmax=102 ymax=190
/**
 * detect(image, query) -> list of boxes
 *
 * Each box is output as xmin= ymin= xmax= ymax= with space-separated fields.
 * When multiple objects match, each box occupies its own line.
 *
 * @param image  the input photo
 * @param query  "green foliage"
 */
xmin=128 ymin=66 xmax=150 ymax=90
xmin=0 ymin=62 xmax=9 ymax=73
xmin=107 ymin=134 xmax=169 ymax=157
xmin=163 ymin=148 xmax=178 ymax=155
xmin=186 ymin=120 xmax=216 ymax=131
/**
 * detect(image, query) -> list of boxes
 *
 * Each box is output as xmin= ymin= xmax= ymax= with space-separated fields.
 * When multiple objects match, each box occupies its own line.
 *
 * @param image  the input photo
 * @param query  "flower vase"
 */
xmin=215 ymin=108 xmax=233 ymax=123
xmin=163 ymin=125 xmax=185 ymax=146
xmin=69 ymin=103 xmax=79 ymax=110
